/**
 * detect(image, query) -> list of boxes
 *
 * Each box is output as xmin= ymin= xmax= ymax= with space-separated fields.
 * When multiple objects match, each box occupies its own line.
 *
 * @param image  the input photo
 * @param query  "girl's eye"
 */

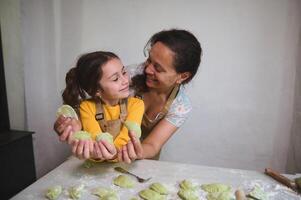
xmin=113 ymin=77 xmax=118 ymax=81
xmin=122 ymin=71 xmax=127 ymax=75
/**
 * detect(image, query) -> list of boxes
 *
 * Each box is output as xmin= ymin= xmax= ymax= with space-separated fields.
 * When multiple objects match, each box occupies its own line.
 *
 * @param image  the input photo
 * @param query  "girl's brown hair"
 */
xmin=62 ymin=51 xmax=118 ymax=108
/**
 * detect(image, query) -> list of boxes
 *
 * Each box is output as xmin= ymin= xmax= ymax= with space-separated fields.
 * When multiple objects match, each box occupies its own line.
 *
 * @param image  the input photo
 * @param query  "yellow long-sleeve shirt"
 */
xmin=79 ymin=97 xmax=144 ymax=149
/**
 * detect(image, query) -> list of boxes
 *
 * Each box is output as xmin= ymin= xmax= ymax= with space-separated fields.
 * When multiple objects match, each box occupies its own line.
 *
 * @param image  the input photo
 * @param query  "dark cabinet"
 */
xmin=0 ymin=130 xmax=36 ymax=200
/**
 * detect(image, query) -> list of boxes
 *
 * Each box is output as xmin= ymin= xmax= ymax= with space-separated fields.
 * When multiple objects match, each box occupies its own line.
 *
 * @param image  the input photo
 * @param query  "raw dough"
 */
xmin=139 ymin=188 xmax=166 ymax=200
xmin=96 ymin=132 xmax=114 ymax=144
xmin=180 ymin=180 xmax=196 ymax=190
xmin=56 ymin=104 xmax=78 ymax=120
xmin=45 ymin=185 xmax=62 ymax=200
xmin=68 ymin=184 xmax=84 ymax=199
xmin=92 ymin=187 xmax=118 ymax=200
xmin=206 ymin=191 xmax=234 ymax=200
xmin=83 ymin=160 xmax=96 ymax=168
xmin=248 ymin=186 xmax=267 ymax=200
xmin=113 ymin=175 xmax=135 ymax=188
xmin=295 ymin=177 xmax=301 ymax=188
xmin=149 ymin=182 xmax=169 ymax=195
xmin=201 ymin=183 xmax=231 ymax=193
xmin=177 ymin=188 xmax=199 ymax=200
xmin=101 ymin=194 xmax=118 ymax=200
xmin=72 ymin=131 xmax=92 ymax=140
xmin=178 ymin=180 xmax=198 ymax=200
xmin=124 ymin=120 xmax=141 ymax=138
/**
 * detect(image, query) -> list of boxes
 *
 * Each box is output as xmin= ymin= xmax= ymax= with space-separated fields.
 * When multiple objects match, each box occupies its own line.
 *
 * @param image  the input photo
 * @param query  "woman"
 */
xmin=54 ymin=29 xmax=202 ymax=163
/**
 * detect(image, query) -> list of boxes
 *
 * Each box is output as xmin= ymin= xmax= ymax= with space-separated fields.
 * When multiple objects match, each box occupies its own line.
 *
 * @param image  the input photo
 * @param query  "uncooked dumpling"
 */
xmin=206 ymin=191 xmax=234 ymax=200
xmin=113 ymin=175 xmax=135 ymax=188
xmin=92 ymin=187 xmax=118 ymax=200
xmin=201 ymin=183 xmax=231 ymax=193
xmin=177 ymin=188 xmax=199 ymax=200
xmin=96 ymin=132 xmax=114 ymax=144
xmin=180 ymin=180 xmax=196 ymax=190
xmin=149 ymin=182 xmax=168 ymax=195
xmin=83 ymin=159 xmax=95 ymax=168
xmin=72 ymin=131 xmax=92 ymax=140
xmin=56 ymin=104 xmax=78 ymax=120
xmin=45 ymin=185 xmax=62 ymax=200
xmin=124 ymin=120 xmax=141 ymax=138
xmin=68 ymin=184 xmax=84 ymax=199
xmin=248 ymin=186 xmax=267 ymax=200
xmin=139 ymin=188 xmax=166 ymax=200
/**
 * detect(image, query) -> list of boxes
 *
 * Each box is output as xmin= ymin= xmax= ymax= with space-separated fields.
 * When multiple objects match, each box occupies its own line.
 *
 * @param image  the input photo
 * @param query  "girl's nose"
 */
xmin=121 ymin=73 xmax=129 ymax=85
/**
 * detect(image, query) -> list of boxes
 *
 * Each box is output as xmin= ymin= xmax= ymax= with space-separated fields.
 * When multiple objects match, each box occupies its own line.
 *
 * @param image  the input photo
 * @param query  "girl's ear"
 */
xmin=176 ymin=72 xmax=191 ymax=84
xmin=95 ymin=89 xmax=102 ymax=97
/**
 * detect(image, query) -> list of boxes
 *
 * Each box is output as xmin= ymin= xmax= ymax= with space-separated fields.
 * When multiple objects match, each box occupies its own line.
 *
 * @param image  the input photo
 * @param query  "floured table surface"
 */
xmin=11 ymin=156 xmax=301 ymax=199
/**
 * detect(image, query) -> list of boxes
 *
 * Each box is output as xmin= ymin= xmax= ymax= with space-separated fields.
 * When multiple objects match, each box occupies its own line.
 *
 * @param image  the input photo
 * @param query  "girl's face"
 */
xmin=98 ymin=58 xmax=129 ymax=104
xmin=144 ymin=42 xmax=185 ymax=91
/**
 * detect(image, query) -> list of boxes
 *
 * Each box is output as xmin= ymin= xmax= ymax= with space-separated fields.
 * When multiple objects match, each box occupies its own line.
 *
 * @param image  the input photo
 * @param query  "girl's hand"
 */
xmin=53 ymin=115 xmax=82 ymax=144
xmin=71 ymin=139 xmax=94 ymax=159
xmin=93 ymin=140 xmax=117 ymax=160
xmin=118 ymin=131 xmax=144 ymax=163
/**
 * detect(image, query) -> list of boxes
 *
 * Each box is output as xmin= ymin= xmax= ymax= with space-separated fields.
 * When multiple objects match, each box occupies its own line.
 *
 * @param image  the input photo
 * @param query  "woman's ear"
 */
xmin=176 ymin=72 xmax=191 ymax=84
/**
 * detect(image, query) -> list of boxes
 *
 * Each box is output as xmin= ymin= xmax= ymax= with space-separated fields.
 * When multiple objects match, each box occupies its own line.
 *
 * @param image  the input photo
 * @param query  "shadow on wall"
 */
xmin=286 ymin=24 xmax=301 ymax=173
xmin=22 ymin=0 xmax=84 ymax=178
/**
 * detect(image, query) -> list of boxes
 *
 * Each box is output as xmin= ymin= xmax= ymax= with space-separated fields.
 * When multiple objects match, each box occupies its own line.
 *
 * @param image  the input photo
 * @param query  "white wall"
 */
xmin=0 ymin=0 xmax=26 ymax=130
xmin=13 ymin=0 xmax=301 ymax=177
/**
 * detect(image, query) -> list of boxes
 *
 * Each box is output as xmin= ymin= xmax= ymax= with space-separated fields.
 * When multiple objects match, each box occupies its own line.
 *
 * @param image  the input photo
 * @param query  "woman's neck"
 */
xmin=148 ymin=85 xmax=175 ymax=101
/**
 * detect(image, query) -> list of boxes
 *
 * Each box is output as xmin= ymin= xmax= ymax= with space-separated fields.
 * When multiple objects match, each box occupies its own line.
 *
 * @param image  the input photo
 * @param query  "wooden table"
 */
xmin=11 ymin=156 xmax=300 ymax=199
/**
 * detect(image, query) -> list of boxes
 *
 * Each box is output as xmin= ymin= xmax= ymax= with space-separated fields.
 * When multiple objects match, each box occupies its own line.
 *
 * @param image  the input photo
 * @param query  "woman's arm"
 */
xmin=118 ymin=119 xmax=178 ymax=163
xmin=141 ymin=119 xmax=178 ymax=158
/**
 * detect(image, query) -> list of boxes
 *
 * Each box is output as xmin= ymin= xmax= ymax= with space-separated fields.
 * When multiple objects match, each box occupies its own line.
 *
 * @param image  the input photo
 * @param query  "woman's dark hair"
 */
xmin=132 ymin=29 xmax=202 ymax=93
xmin=62 ymin=51 xmax=119 ymax=108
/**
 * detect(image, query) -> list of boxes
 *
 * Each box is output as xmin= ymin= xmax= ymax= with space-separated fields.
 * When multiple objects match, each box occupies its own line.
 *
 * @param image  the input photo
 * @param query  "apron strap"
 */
xmin=119 ymin=98 xmax=128 ymax=122
xmin=95 ymin=100 xmax=108 ymax=132
xmin=161 ymin=84 xmax=180 ymax=115
xmin=142 ymin=84 xmax=180 ymax=130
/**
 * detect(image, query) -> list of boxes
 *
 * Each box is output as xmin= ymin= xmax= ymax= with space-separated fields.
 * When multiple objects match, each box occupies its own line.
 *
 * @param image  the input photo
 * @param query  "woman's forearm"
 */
xmin=141 ymin=142 xmax=160 ymax=159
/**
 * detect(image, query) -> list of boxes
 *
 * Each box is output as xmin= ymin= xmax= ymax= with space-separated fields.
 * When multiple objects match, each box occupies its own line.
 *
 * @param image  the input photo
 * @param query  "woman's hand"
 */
xmin=118 ymin=131 xmax=144 ymax=163
xmin=71 ymin=139 xmax=94 ymax=159
xmin=53 ymin=115 xmax=82 ymax=144
xmin=93 ymin=140 xmax=117 ymax=160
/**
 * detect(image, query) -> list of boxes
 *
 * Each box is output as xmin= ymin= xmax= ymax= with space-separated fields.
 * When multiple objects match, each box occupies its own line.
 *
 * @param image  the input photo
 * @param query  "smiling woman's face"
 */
xmin=144 ymin=42 xmax=180 ymax=91
xmin=98 ymin=58 xmax=129 ymax=103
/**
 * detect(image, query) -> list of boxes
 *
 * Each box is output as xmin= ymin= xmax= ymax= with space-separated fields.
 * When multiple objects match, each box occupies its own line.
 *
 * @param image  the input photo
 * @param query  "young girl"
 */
xmin=61 ymin=51 xmax=144 ymax=160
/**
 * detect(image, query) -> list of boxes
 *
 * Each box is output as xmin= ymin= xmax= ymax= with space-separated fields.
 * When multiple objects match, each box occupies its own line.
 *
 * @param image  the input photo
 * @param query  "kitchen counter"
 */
xmin=11 ymin=156 xmax=300 ymax=199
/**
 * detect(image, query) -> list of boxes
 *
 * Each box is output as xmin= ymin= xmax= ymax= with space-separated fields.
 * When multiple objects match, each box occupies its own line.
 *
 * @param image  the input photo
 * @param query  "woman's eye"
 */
xmin=122 ymin=71 xmax=127 ymax=75
xmin=113 ymin=77 xmax=118 ymax=81
xmin=146 ymin=58 xmax=150 ymax=64
xmin=154 ymin=64 xmax=162 ymax=72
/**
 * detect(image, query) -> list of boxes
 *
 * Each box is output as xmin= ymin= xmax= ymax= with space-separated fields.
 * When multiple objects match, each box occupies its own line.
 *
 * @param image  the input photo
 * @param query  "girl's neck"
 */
xmin=101 ymin=98 xmax=119 ymax=106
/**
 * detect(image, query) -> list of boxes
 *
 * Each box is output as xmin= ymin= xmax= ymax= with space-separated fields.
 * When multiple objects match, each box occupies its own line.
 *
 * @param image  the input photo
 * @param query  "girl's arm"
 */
xmin=53 ymin=115 xmax=82 ymax=143
xmin=114 ymin=97 xmax=144 ymax=149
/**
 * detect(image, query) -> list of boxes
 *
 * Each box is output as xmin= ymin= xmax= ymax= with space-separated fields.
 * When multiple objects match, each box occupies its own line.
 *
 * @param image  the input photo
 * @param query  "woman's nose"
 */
xmin=145 ymin=62 xmax=154 ymax=75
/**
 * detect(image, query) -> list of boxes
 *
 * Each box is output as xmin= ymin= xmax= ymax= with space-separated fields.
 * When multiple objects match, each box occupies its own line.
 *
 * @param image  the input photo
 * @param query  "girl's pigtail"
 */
xmin=62 ymin=67 xmax=84 ymax=108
